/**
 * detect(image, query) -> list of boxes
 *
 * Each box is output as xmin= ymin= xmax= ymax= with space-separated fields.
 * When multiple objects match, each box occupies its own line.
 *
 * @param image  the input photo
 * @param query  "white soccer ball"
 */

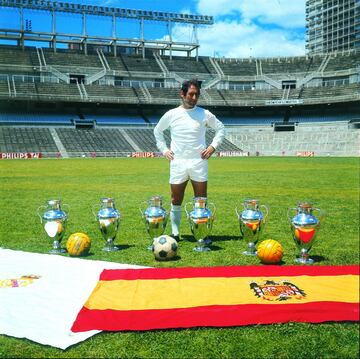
xmin=152 ymin=235 xmax=178 ymax=261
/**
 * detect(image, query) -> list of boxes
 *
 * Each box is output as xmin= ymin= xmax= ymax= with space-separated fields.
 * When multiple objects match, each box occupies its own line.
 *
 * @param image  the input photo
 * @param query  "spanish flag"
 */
xmin=72 ymin=265 xmax=359 ymax=332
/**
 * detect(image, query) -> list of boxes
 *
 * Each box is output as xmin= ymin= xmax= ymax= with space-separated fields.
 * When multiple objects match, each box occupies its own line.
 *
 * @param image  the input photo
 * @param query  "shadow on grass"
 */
xmin=309 ymin=255 xmax=326 ymax=263
xmin=181 ymin=234 xmax=241 ymax=243
xmin=210 ymin=234 xmax=242 ymax=242
xmin=155 ymin=255 xmax=182 ymax=262
xmin=180 ymin=234 xmax=196 ymax=242
xmin=208 ymin=244 xmax=223 ymax=251
xmin=115 ymin=244 xmax=135 ymax=251
xmin=259 ymin=259 xmax=286 ymax=266
xmin=83 ymin=244 xmax=135 ymax=256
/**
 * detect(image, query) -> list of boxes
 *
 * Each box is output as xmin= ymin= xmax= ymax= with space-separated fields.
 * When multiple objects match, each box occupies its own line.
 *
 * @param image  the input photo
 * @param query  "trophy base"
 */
xmin=49 ymin=248 xmax=66 ymax=254
xmin=242 ymin=250 xmax=257 ymax=256
xmin=102 ymin=246 xmax=119 ymax=252
xmin=193 ymin=246 xmax=211 ymax=252
xmin=295 ymin=257 xmax=314 ymax=264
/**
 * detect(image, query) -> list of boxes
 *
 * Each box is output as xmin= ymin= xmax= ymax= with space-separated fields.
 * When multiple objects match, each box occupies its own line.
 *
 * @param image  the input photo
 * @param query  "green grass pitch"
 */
xmin=0 ymin=157 xmax=359 ymax=358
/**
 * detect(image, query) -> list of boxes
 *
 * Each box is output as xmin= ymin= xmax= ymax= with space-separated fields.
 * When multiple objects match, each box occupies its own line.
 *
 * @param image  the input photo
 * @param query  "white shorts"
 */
xmin=169 ymin=158 xmax=208 ymax=184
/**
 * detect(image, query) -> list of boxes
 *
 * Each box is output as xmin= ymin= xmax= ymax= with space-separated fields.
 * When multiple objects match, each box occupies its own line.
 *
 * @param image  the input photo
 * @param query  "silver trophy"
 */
xmin=37 ymin=199 xmax=68 ymax=254
xmin=288 ymin=202 xmax=324 ymax=264
xmin=185 ymin=197 xmax=216 ymax=252
xmin=236 ymin=199 xmax=269 ymax=256
xmin=140 ymin=195 xmax=168 ymax=250
xmin=93 ymin=197 xmax=121 ymax=252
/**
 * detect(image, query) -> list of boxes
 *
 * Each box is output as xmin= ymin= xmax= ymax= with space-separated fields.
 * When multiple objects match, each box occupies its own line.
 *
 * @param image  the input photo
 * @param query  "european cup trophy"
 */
xmin=93 ymin=197 xmax=121 ymax=252
xmin=236 ymin=199 xmax=268 ymax=255
xmin=185 ymin=197 xmax=216 ymax=252
xmin=140 ymin=195 xmax=168 ymax=250
xmin=288 ymin=202 xmax=324 ymax=264
xmin=37 ymin=199 xmax=68 ymax=254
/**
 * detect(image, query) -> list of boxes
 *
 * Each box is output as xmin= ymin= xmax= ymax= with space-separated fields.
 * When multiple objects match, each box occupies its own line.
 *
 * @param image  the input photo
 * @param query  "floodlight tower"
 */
xmin=0 ymin=0 xmax=214 ymax=58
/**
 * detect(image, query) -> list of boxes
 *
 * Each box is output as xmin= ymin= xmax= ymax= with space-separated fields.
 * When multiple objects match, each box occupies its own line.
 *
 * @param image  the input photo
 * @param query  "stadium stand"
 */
xmin=119 ymin=54 xmax=162 ymax=74
xmin=324 ymin=52 xmax=360 ymax=72
xmin=0 ymin=125 xmax=241 ymax=156
xmin=0 ymin=127 xmax=59 ymax=153
xmin=0 ymin=112 xmax=75 ymax=126
xmin=35 ymin=82 xmax=82 ymax=102
xmin=226 ymin=121 xmax=359 ymax=156
xmin=83 ymin=84 xmax=139 ymax=103
xmin=56 ymin=128 xmax=134 ymax=154
xmin=0 ymin=46 xmax=358 ymax=105
xmin=89 ymin=115 xmax=147 ymax=126
xmin=215 ymin=57 xmax=257 ymax=77
xmin=0 ymin=45 xmax=35 ymax=67
xmin=43 ymin=48 xmax=102 ymax=68
xmin=160 ymin=55 xmax=216 ymax=83
xmin=0 ymin=44 xmax=358 ymax=157
xmin=220 ymin=116 xmax=283 ymax=125
xmin=0 ymin=79 xmax=9 ymax=96
xmin=260 ymin=55 xmax=324 ymax=75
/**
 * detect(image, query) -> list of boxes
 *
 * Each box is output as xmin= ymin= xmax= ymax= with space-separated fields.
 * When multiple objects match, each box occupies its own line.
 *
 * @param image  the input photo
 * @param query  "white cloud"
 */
xmin=171 ymin=0 xmax=306 ymax=58
xmin=197 ymin=0 xmax=306 ymax=28
xmin=171 ymin=20 xmax=305 ymax=58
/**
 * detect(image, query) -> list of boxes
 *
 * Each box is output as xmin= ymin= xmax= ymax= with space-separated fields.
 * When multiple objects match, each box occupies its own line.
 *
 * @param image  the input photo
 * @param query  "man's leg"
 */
xmin=170 ymin=181 xmax=188 ymax=239
xmin=191 ymin=180 xmax=212 ymax=245
xmin=190 ymin=180 xmax=207 ymax=197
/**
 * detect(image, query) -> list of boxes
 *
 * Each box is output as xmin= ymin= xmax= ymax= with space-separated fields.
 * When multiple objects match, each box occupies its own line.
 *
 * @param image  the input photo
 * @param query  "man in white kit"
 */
xmin=154 ymin=79 xmax=225 ymax=241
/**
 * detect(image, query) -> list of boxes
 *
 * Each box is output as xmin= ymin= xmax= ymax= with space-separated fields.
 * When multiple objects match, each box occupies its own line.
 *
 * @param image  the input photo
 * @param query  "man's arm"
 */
xmin=201 ymin=145 xmax=216 ymax=159
xmin=153 ymin=114 xmax=174 ymax=160
xmin=202 ymin=111 xmax=225 ymax=159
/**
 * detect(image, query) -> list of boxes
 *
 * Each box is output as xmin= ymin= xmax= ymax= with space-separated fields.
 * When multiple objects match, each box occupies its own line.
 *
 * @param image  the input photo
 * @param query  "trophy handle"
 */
xmin=235 ymin=206 xmax=240 ymax=218
xmin=36 ymin=205 xmax=47 ymax=223
xmin=62 ymin=203 xmax=70 ymax=217
xmin=313 ymin=208 xmax=325 ymax=223
xmin=209 ymin=202 xmax=216 ymax=219
xmin=184 ymin=202 xmax=192 ymax=218
xmin=139 ymin=201 xmax=148 ymax=218
xmin=260 ymin=205 xmax=269 ymax=223
xmin=117 ymin=200 xmax=125 ymax=213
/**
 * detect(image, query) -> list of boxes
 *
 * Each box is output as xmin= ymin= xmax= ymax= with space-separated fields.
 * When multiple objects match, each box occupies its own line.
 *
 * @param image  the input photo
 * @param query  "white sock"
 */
xmin=170 ymin=204 xmax=182 ymax=236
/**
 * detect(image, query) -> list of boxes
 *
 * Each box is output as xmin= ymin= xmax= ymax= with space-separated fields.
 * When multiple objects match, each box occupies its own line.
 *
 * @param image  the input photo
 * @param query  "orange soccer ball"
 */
xmin=257 ymin=239 xmax=283 ymax=264
xmin=66 ymin=232 xmax=91 ymax=257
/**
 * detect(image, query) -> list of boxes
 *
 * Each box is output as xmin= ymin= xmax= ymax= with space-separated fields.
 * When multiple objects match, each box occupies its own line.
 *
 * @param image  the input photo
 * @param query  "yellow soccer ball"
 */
xmin=66 ymin=233 xmax=91 ymax=257
xmin=257 ymin=239 xmax=283 ymax=264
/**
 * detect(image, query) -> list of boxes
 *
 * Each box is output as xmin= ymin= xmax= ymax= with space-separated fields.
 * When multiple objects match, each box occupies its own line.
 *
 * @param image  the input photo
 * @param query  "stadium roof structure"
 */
xmin=0 ymin=0 xmax=214 ymax=57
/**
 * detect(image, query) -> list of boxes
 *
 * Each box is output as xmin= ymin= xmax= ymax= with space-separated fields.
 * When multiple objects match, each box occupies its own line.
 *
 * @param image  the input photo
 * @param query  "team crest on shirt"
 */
xmin=0 ymin=275 xmax=41 ymax=288
xmin=250 ymin=280 xmax=306 ymax=301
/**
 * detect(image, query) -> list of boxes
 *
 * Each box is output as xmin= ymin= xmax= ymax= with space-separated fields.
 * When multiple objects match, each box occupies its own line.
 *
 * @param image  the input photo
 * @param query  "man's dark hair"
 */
xmin=181 ymin=78 xmax=202 ymax=95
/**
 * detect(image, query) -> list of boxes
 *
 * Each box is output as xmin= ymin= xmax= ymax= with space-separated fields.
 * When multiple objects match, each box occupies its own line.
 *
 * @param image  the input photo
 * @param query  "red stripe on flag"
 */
xmin=100 ymin=265 xmax=359 ymax=281
xmin=72 ymin=302 xmax=359 ymax=332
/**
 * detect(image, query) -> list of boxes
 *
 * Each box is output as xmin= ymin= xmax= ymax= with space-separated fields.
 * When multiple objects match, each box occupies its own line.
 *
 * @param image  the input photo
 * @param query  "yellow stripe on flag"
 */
xmin=84 ymin=275 xmax=359 ymax=311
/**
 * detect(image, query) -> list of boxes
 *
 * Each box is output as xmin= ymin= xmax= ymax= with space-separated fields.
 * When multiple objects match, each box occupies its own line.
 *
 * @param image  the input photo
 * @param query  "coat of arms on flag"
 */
xmin=250 ymin=280 xmax=306 ymax=301
xmin=0 ymin=275 xmax=41 ymax=288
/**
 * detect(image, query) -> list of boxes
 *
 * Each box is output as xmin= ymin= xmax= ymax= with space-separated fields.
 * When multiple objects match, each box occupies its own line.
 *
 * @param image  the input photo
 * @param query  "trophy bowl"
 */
xmin=185 ymin=197 xmax=215 ymax=252
xmin=93 ymin=197 xmax=121 ymax=252
xmin=236 ymin=199 xmax=268 ymax=256
xmin=140 ymin=195 xmax=168 ymax=250
xmin=37 ymin=199 xmax=68 ymax=254
xmin=288 ymin=202 xmax=324 ymax=264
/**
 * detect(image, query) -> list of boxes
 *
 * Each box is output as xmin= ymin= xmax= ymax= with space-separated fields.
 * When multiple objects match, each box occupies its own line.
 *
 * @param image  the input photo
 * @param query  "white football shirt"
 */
xmin=154 ymin=105 xmax=225 ymax=159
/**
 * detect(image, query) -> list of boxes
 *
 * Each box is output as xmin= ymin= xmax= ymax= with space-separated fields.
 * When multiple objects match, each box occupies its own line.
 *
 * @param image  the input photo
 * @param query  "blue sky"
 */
xmin=0 ymin=0 xmax=307 ymax=58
